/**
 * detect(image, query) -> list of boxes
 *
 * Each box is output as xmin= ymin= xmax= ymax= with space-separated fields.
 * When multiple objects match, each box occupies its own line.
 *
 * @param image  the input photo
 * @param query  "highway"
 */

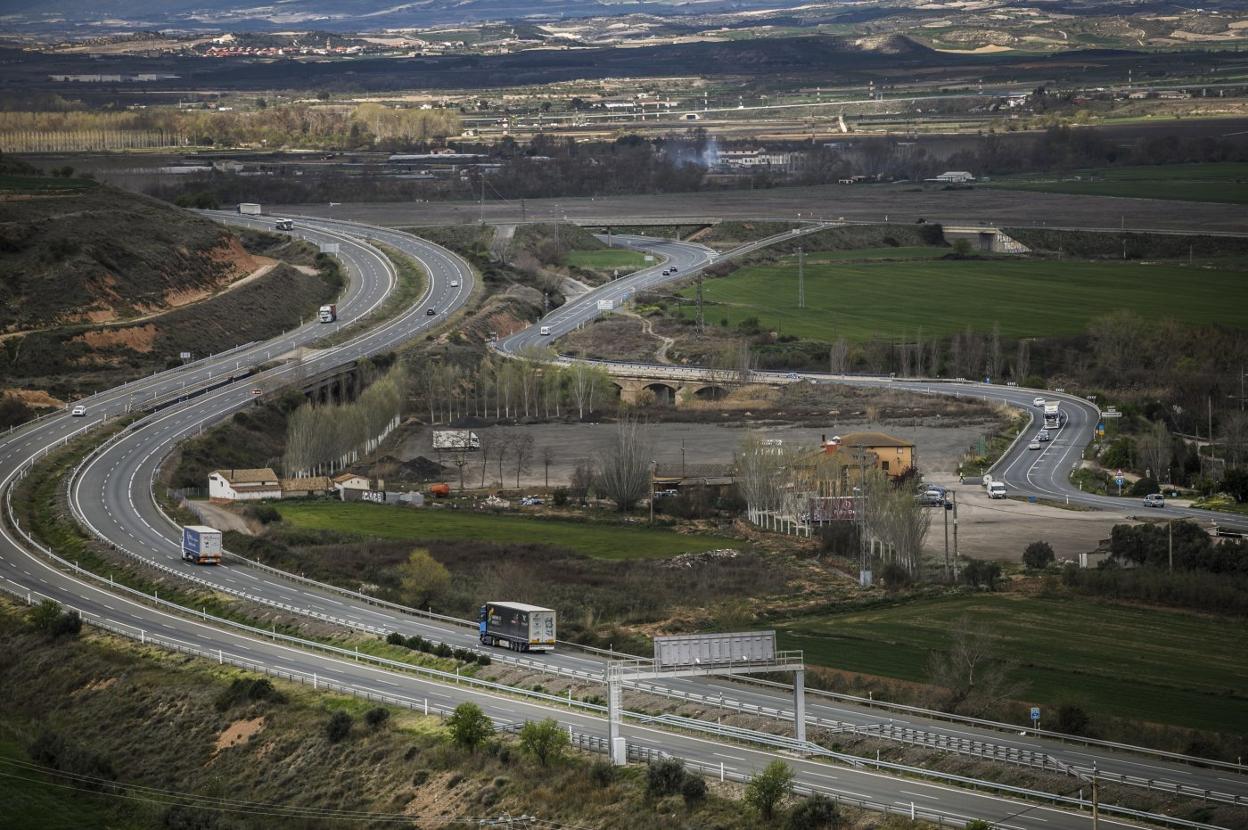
xmin=0 ymin=214 xmax=1243 ymax=828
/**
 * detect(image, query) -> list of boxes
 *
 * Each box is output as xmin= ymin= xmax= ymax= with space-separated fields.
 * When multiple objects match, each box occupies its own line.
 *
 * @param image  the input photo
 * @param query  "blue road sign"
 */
xmin=1030 ymin=706 xmax=1041 ymax=722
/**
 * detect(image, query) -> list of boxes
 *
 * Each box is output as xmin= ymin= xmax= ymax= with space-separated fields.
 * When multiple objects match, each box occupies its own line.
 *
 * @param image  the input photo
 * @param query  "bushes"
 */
xmin=448 ymin=702 xmax=494 ymax=751
xmin=246 ymin=504 xmax=282 ymax=524
xmin=646 ymin=757 xmax=686 ymax=798
xmin=364 ymin=707 xmax=391 ymax=730
xmin=1128 ymin=477 xmax=1160 ymax=497
xmin=388 ymin=633 xmax=491 ymax=665
xmin=215 ymin=678 xmax=286 ymax=712
xmin=680 ymin=775 xmax=707 ymax=807
xmin=745 ymin=760 xmax=794 ymax=820
xmin=27 ymin=599 xmax=81 ymax=638
xmin=27 ymin=730 xmax=115 ymax=791
xmin=518 ymin=718 xmax=567 ymax=766
xmin=962 ymin=559 xmax=1003 ymax=589
xmin=1023 ymin=541 xmax=1055 ymax=570
xmin=325 ymin=710 xmax=353 ymax=743
xmin=879 ymin=562 xmax=911 ymax=592
xmin=787 ymin=795 xmax=840 ymax=830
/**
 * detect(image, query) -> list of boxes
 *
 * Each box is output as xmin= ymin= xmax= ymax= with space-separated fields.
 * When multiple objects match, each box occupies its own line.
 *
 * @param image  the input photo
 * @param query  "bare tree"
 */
xmin=1014 ymin=338 xmax=1031 ymax=384
xmin=926 ymin=615 xmax=1026 ymax=716
xmin=1136 ymin=419 xmax=1172 ymax=482
xmin=828 ymin=337 xmax=849 ymax=375
xmin=988 ymin=321 xmax=1003 ymax=382
xmin=494 ymin=429 xmax=510 ymax=489
xmin=595 ymin=415 xmax=654 ymax=511
xmin=568 ymin=362 xmax=609 ymax=420
xmin=570 ymin=458 xmax=595 ymax=504
xmin=737 ymin=432 xmax=790 ymax=521
xmin=513 ymin=433 xmax=536 ymax=488
xmin=478 ymin=431 xmax=496 ymax=488
xmin=914 ymin=327 xmax=926 ymax=377
xmin=541 ymin=445 xmax=556 ymax=488
xmin=1220 ymin=411 xmax=1248 ymax=467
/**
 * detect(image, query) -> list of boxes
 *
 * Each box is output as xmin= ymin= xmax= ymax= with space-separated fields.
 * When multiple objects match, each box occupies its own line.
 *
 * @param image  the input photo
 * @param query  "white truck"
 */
xmin=318 ymin=304 xmax=337 ymax=323
xmin=433 ymin=429 xmax=480 ymax=451
xmin=238 ymin=203 xmax=262 ymax=216
xmin=478 ymin=601 xmax=556 ymax=652
xmin=987 ymin=481 xmax=1008 ymax=499
xmin=275 ymin=218 xmax=294 ymax=231
xmin=182 ymin=525 xmax=222 ymax=565
xmin=1043 ymin=401 xmax=1062 ymax=431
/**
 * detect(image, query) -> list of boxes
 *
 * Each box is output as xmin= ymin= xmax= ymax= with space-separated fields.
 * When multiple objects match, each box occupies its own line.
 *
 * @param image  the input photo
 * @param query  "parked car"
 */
xmin=1033 ymin=397 xmax=1046 ymax=407
xmin=1028 ymin=441 xmax=1042 ymax=451
xmin=656 ymin=488 xmax=679 ymax=498
xmin=1143 ymin=493 xmax=1166 ymax=508
xmin=520 ymin=496 xmax=544 ymax=506
xmin=918 ymin=488 xmax=946 ymax=506
xmin=71 ymin=405 xmax=86 ymax=417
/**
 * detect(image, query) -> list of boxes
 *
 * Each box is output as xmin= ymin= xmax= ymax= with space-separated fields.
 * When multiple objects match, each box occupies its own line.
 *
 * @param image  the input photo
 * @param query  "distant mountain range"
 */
xmin=1 ymin=0 xmax=807 ymax=35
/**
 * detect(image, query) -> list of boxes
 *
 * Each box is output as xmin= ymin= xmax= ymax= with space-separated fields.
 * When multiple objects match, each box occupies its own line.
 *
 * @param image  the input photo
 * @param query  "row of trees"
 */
xmin=282 ymin=366 xmax=404 ymax=477
xmin=410 ymin=352 xmax=616 ymax=424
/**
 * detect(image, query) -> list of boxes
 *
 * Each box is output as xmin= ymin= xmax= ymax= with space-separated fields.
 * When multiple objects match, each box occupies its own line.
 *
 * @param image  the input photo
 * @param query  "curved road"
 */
xmin=0 ymin=215 xmax=1243 ymax=828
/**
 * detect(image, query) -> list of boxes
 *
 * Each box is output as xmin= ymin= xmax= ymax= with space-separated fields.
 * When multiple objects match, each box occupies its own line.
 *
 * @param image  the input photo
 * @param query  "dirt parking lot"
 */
xmin=921 ymin=472 xmax=1132 ymax=562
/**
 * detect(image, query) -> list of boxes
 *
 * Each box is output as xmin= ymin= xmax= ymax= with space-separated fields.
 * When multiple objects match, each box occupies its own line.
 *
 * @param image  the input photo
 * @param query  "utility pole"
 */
xmin=479 ymin=176 xmax=485 ymax=224
xmin=1091 ymin=765 xmax=1100 ymax=830
xmin=952 ymin=489 xmax=960 ymax=578
xmin=649 ymin=460 xmax=657 ymax=525
xmin=797 ymin=246 xmax=806 ymax=309
xmin=695 ymin=275 xmax=705 ymax=335
xmin=943 ymin=496 xmax=950 ymax=582
xmin=1168 ymin=519 xmax=1174 ymax=572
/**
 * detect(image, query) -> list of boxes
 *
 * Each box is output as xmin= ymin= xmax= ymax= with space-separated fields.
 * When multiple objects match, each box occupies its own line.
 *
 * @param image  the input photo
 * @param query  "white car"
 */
xmin=71 ymin=405 xmax=86 ymax=417
xmin=1033 ymin=397 xmax=1046 ymax=407
xmin=450 ymin=280 xmax=459 ymax=287
xmin=1028 ymin=441 xmax=1042 ymax=451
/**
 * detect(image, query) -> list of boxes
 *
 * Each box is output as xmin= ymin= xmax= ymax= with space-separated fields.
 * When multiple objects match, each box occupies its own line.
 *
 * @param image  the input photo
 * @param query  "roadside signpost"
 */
xmin=1115 ymin=469 xmax=1126 ymax=495
xmin=1030 ymin=706 xmax=1041 ymax=729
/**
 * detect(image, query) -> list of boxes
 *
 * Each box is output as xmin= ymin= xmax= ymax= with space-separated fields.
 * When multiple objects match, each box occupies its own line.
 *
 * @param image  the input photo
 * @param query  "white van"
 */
xmin=540 ymin=326 xmax=551 ymax=336
xmin=987 ymin=481 xmax=1008 ymax=499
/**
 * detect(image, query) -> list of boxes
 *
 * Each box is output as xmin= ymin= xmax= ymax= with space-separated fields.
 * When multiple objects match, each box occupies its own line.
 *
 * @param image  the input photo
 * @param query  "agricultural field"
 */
xmin=274 ymin=502 xmax=725 ymax=560
xmin=984 ymin=163 xmax=1248 ymax=204
xmin=676 ymin=254 xmax=1248 ymax=340
xmin=565 ymin=248 xmax=649 ymax=271
xmin=778 ymin=593 xmax=1248 ymax=734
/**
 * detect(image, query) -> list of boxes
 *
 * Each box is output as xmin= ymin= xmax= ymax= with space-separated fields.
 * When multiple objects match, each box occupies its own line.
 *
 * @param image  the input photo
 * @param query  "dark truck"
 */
xmin=478 ymin=601 xmax=556 ymax=652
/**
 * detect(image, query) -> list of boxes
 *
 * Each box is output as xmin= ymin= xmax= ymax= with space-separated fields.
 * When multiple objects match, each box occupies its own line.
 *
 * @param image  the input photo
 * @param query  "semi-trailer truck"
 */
xmin=275 ymin=218 xmax=294 ymax=231
xmin=182 ymin=525 xmax=222 ymax=565
xmin=318 ymin=304 xmax=337 ymax=323
xmin=1043 ymin=402 xmax=1062 ymax=431
xmin=238 ymin=203 xmax=262 ymax=215
xmin=479 ymin=602 xmax=556 ymax=652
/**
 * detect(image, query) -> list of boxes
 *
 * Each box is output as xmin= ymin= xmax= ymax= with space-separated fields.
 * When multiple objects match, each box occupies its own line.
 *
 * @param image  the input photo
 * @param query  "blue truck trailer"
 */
xmin=478 ymin=601 xmax=556 ymax=652
xmin=182 ymin=525 xmax=222 ymax=565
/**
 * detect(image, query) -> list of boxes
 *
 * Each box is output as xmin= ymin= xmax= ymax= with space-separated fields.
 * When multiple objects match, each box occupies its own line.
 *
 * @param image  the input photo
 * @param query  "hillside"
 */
xmin=0 ymin=182 xmax=263 ymax=336
xmin=0 ymin=177 xmax=343 ymax=413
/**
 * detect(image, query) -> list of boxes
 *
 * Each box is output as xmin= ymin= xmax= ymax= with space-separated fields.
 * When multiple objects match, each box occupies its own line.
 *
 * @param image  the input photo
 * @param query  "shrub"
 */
xmin=552 ymin=488 xmax=569 ymax=507
xmin=49 ymin=610 xmax=82 ymax=637
xmin=1022 ymin=541 xmax=1056 ymax=570
xmin=1054 ymin=703 xmax=1093 ymax=736
xmin=681 ymin=775 xmax=707 ymax=807
xmin=962 ymin=559 xmax=1003 ymax=590
xmin=447 ymin=702 xmax=494 ymax=751
xmin=476 ymin=654 xmax=491 ymax=667
xmin=215 ymin=678 xmax=285 ymax=712
xmin=434 ymin=643 xmax=454 ymax=659
xmin=246 ymin=504 xmax=282 ymax=524
xmin=386 ymin=631 xmax=406 ymax=646
xmin=364 ymin=707 xmax=391 ymax=730
xmin=589 ymin=760 xmax=616 ymax=788
xmin=787 ymin=795 xmax=840 ymax=830
xmin=518 ymin=718 xmax=567 ymax=766
xmin=879 ymin=562 xmax=911 ymax=591
xmin=647 ymin=757 xmax=686 ymax=797
xmin=745 ymin=760 xmax=794 ymax=820
xmin=1128 ymin=477 xmax=1160 ymax=497
xmin=325 ymin=710 xmax=353 ymax=743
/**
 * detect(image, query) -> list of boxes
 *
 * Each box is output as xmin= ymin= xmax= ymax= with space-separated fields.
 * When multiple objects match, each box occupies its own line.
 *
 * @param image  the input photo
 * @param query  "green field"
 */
xmin=985 ymin=162 xmax=1248 ymax=204
xmin=0 ymin=736 xmax=138 ymax=829
xmin=678 ymin=255 xmax=1248 ymax=340
xmin=0 ymin=174 xmax=97 ymax=192
xmin=565 ymin=248 xmax=650 ymax=271
xmin=275 ymin=502 xmax=723 ymax=560
xmin=779 ymin=594 xmax=1248 ymax=733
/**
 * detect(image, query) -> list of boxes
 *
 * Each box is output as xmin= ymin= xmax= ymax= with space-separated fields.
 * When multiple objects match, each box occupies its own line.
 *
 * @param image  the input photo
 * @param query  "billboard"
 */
xmin=804 ymin=496 xmax=857 ymax=523
xmin=654 ymin=631 xmax=776 ymax=668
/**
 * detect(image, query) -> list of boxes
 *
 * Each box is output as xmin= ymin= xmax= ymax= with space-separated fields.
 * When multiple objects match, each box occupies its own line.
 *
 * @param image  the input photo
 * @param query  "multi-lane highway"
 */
xmin=1 ymin=214 xmax=1243 ymax=828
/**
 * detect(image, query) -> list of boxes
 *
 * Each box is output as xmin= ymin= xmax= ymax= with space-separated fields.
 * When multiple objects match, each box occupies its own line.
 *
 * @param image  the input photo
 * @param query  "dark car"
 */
xmin=426 ymin=308 xmax=437 ymax=316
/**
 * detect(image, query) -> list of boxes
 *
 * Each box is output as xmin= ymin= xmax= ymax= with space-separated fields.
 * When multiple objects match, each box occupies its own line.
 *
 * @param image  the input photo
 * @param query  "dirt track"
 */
xmin=279 ymin=183 xmax=1248 ymax=234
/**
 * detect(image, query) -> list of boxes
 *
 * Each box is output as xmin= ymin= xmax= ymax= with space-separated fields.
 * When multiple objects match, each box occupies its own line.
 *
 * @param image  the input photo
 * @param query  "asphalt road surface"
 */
xmin=1 ymin=215 xmax=1243 ymax=828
